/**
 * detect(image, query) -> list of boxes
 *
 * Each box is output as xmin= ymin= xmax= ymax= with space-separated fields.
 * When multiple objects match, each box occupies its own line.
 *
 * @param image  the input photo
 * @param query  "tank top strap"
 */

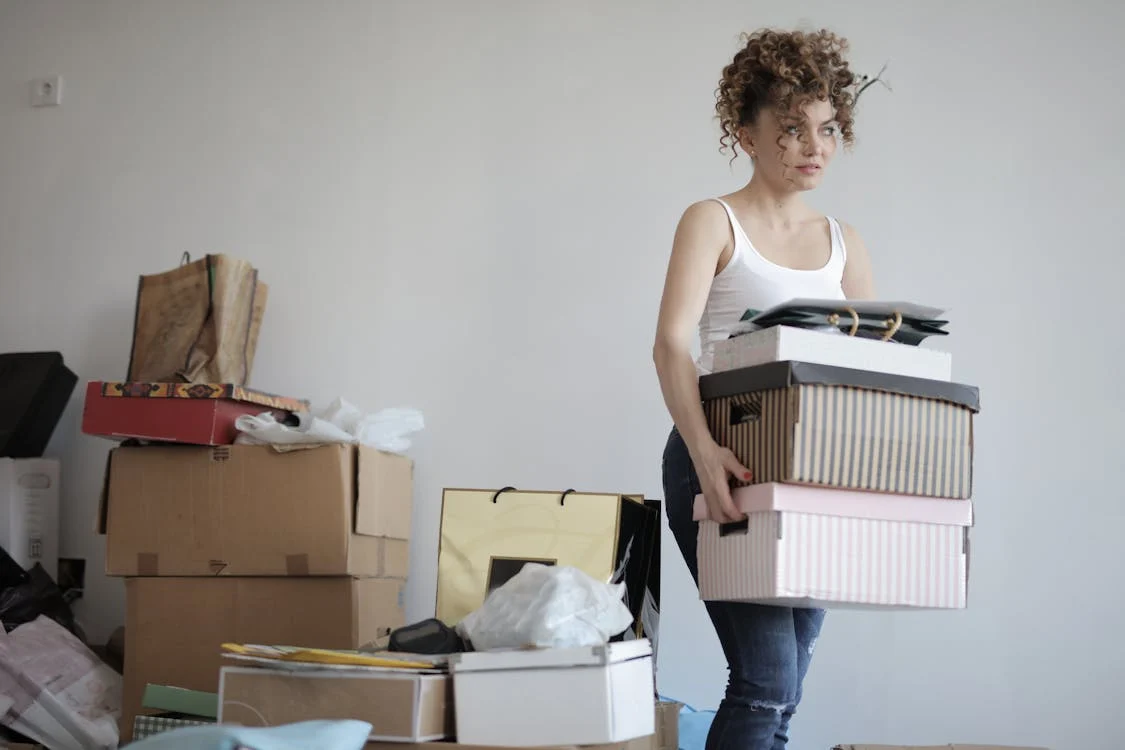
xmin=826 ymin=216 xmax=847 ymax=266
xmin=710 ymin=198 xmax=745 ymax=263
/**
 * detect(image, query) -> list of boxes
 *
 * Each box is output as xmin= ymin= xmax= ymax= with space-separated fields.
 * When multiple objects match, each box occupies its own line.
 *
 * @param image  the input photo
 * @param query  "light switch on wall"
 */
xmin=30 ymin=76 xmax=63 ymax=107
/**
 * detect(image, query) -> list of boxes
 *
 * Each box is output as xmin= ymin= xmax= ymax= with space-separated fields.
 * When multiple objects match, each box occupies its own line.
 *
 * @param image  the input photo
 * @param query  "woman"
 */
xmin=652 ymin=28 xmax=877 ymax=750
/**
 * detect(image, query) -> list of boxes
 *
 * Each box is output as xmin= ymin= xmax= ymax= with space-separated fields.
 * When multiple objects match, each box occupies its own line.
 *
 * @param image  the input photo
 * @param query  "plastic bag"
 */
xmin=235 ymin=398 xmax=424 ymax=454
xmin=456 ymin=564 xmax=634 ymax=651
xmin=660 ymin=696 xmax=715 ymax=750
xmin=0 ymin=563 xmax=82 ymax=640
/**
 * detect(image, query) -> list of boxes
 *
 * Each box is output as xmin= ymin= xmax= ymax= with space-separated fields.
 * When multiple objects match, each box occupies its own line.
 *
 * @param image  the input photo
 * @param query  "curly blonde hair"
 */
xmin=716 ymin=28 xmax=858 ymax=159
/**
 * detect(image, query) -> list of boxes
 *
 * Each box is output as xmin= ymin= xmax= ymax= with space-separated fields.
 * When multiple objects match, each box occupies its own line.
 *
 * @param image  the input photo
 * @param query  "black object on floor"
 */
xmin=388 ymin=618 xmax=467 ymax=654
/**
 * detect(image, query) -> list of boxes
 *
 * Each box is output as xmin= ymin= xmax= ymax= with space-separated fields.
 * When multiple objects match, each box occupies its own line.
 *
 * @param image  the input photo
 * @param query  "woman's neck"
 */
xmin=735 ymin=173 xmax=811 ymax=229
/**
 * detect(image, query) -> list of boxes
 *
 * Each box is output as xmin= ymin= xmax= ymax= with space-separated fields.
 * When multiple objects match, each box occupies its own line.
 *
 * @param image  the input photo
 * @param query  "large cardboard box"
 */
xmin=219 ymin=665 xmax=452 ymax=742
xmin=694 ymin=484 xmax=972 ymax=609
xmin=700 ymin=361 xmax=980 ymax=499
xmin=0 ymin=458 xmax=59 ymax=579
xmin=121 ymin=576 xmax=404 ymax=743
xmin=448 ymin=640 xmax=655 ymax=747
xmin=100 ymin=443 xmax=411 ymax=577
xmin=436 ymin=488 xmax=657 ymax=629
xmin=712 ymin=325 xmax=953 ymax=381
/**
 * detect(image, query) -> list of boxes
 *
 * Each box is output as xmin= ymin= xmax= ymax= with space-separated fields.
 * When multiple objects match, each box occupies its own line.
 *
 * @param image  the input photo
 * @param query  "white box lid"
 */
xmin=448 ymin=639 xmax=652 ymax=673
xmin=693 ymin=483 xmax=974 ymax=527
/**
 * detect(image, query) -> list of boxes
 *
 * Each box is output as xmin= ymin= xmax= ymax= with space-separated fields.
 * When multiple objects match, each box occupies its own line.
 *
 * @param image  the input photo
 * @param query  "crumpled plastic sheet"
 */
xmin=456 ymin=564 xmax=635 ymax=651
xmin=235 ymin=398 xmax=423 ymax=454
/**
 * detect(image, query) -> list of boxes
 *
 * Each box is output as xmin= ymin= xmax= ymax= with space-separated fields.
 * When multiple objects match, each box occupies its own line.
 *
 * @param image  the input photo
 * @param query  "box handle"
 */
xmin=729 ymin=393 xmax=762 ymax=425
xmin=719 ymin=519 xmax=749 ymax=537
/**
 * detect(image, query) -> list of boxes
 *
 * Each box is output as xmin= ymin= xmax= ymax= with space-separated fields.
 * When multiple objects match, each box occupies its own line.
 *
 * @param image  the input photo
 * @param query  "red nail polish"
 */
xmin=744 ymin=472 xmax=752 ymax=480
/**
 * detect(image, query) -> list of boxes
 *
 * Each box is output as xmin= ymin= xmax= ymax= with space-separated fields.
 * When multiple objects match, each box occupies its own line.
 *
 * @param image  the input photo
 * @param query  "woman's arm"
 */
xmin=841 ymin=223 xmax=876 ymax=299
xmin=653 ymin=201 xmax=750 ymax=523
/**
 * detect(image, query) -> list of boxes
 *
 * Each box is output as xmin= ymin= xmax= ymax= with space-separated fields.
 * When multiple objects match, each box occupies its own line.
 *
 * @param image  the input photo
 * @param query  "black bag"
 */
xmin=0 ymin=562 xmax=82 ymax=639
xmin=741 ymin=299 xmax=949 ymax=346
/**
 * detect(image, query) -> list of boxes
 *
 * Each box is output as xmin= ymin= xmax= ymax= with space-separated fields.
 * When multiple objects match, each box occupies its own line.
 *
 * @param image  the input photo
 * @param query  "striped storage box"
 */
xmin=693 ymin=483 xmax=972 ymax=609
xmin=699 ymin=361 xmax=980 ymax=499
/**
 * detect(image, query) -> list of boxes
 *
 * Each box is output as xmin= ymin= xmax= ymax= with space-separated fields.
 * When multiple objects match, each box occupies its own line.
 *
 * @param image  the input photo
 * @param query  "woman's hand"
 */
xmin=690 ymin=439 xmax=752 ymax=523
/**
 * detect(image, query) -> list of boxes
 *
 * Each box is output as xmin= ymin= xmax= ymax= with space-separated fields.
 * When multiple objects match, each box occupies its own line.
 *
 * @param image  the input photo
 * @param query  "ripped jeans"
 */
xmin=662 ymin=427 xmax=825 ymax=750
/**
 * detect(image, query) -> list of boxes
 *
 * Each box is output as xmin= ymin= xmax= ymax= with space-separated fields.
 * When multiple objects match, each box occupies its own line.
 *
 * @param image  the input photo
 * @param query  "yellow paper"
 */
xmin=221 ymin=643 xmax=436 ymax=670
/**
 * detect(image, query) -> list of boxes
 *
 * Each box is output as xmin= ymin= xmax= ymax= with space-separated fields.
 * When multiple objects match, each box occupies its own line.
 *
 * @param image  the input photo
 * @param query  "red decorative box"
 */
xmin=82 ymin=381 xmax=308 ymax=446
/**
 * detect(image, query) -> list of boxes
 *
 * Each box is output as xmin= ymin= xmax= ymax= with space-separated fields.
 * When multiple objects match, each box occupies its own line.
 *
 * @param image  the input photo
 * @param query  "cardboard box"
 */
xmin=100 ymin=443 xmax=411 ymax=577
xmin=219 ymin=665 xmax=452 ymax=741
xmin=81 ymin=380 xmax=307 ymax=446
xmin=712 ymin=325 xmax=953 ymax=381
xmin=694 ymin=484 xmax=973 ymax=609
xmin=448 ymin=640 xmax=655 ymax=747
xmin=436 ymin=488 xmax=657 ymax=628
xmin=0 ymin=458 xmax=59 ymax=579
xmin=700 ymin=361 xmax=980 ymax=499
xmin=121 ymin=576 xmax=404 ymax=743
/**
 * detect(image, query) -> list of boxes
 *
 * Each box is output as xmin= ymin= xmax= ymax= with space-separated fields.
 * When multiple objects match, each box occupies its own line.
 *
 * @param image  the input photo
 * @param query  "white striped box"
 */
xmin=693 ymin=484 xmax=972 ymax=610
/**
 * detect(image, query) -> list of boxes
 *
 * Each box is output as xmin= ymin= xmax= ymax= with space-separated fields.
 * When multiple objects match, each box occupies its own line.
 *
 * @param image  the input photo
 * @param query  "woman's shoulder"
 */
xmin=680 ymin=197 xmax=732 ymax=224
xmin=675 ymin=198 xmax=733 ymax=241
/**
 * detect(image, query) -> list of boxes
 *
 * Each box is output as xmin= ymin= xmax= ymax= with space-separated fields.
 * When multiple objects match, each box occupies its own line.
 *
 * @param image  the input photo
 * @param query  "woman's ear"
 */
xmin=737 ymin=126 xmax=757 ymax=159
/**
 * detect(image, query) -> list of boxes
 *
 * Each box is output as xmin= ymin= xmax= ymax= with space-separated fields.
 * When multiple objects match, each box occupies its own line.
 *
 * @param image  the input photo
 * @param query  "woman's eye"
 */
xmin=823 ymin=126 xmax=837 ymax=136
xmin=785 ymin=126 xmax=801 ymax=135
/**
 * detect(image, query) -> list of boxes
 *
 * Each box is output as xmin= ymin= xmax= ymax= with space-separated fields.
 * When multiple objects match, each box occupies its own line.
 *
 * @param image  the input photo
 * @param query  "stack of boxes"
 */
xmin=94 ymin=435 xmax=414 ymax=742
xmin=199 ymin=484 xmax=672 ymax=749
xmin=694 ymin=318 xmax=979 ymax=610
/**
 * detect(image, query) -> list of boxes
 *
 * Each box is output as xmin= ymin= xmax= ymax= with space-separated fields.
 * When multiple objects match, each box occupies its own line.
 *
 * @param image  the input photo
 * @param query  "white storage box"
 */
xmin=448 ymin=640 xmax=655 ymax=747
xmin=694 ymin=484 xmax=972 ymax=610
xmin=0 ymin=458 xmax=60 ymax=579
xmin=712 ymin=325 xmax=952 ymax=381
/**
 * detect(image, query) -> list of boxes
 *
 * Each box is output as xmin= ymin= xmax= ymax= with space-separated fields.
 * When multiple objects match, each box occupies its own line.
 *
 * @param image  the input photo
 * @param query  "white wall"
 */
xmin=2 ymin=2 xmax=1122 ymax=748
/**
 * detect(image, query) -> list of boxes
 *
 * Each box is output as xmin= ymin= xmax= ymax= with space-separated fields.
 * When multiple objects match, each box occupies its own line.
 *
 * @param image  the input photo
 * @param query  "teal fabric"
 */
xmin=125 ymin=720 xmax=372 ymax=749
xmin=659 ymin=694 xmax=716 ymax=750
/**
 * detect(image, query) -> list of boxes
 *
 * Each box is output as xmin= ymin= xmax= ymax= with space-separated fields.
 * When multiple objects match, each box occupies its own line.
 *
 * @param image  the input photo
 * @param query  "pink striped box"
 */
xmin=693 ymin=484 xmax=972 ymax=610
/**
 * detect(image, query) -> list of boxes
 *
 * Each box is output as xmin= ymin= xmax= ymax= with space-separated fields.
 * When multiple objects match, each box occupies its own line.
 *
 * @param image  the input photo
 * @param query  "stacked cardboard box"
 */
xmin=97 ymin=441 xmax=413 ymax=742
xmin=695 ymin=322 xmax=980 ymax=609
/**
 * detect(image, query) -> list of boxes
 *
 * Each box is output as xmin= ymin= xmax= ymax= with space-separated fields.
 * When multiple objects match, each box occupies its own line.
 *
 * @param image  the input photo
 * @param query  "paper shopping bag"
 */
xmin=126 ymin=254 xmax=268 ymax=385
xmin=435 ymin=487 xmax=657 ymax=629
xmin=741 ymin=298 xmax=949 ymax=346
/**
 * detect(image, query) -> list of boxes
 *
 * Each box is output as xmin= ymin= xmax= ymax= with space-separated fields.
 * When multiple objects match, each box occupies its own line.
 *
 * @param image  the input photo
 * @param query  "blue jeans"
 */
xmin=662 ymin=427 xmax=825 ymax=750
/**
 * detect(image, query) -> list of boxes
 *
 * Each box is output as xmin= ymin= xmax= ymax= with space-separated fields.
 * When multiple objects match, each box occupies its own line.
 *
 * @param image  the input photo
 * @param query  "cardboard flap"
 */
xmin=700 ymin=361 xmax=980 ymax=412
xmin=95 ymin=449 xmax=114 ymax=535
xmin=355 ymin=447 xmax=413 ymax=539
xmin=692 ymin=483 xmax=974 ymax=527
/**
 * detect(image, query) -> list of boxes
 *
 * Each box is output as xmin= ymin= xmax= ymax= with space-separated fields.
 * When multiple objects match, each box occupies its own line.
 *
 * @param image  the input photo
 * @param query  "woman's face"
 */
xmin=740 ymin=98 xmax=840 ymax=192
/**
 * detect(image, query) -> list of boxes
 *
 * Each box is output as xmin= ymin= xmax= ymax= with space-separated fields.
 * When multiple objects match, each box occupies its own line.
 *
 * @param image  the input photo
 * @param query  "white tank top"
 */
xmin=696 ymin=198 xmax=848 ymax=374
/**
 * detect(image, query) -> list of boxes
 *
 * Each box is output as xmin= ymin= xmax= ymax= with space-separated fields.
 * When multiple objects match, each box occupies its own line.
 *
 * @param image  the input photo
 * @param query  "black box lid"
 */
xmin=699 ymin=360 xmax=980 ymax=412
